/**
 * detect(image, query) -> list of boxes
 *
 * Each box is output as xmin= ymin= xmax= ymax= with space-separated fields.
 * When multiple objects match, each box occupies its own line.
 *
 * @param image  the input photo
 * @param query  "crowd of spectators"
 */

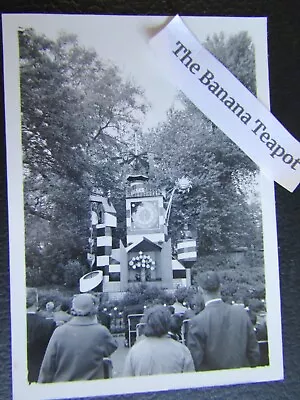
xmin=26 ymin=270 xmax=268 ymax=384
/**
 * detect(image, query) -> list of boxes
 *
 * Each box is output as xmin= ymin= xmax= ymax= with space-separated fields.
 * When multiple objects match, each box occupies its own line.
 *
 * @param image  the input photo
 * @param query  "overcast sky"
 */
xmin=11 ymin=14 xmax=267 ymax=129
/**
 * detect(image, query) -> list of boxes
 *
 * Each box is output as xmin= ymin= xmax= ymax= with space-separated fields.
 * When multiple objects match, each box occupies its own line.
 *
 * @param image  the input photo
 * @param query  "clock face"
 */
xmin=131 ymin=200 xmax=159 ymax=230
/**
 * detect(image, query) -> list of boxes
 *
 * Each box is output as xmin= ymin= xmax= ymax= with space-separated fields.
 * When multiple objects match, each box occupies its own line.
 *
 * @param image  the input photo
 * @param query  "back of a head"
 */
xmin=143 ymin=305 xmax=171 ymax=337
xmin=191 ymin=293 xmax=205 ymax=314
xmin=174 ymin=288 xmax=186 ymax=304
xmin=169 ymin=313 xmax=183 ymax=333
xmin=46 ymin=301 xmax=55 ymax=312
xmin=198 ymin=270 xmax=221 ymax=293
xmin=26 ymin=287 xmax=38 ymax=309
xmin=71 ymin=293 xmax=98 ymax=317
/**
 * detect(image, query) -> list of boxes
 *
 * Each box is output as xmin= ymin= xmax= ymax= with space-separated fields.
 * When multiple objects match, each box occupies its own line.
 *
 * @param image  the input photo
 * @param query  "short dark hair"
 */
xmin=190 ymin=293 xmax=205 ymax=313
xmin=199 ymin=271 xmax=221 ymax=292
xmin=143 ymin=305 xmax=171 ymax=337
xmin=169 ymin=313 xmax=183 ymax=335
xmin=174 ymin=287 xmax=186 ymax=304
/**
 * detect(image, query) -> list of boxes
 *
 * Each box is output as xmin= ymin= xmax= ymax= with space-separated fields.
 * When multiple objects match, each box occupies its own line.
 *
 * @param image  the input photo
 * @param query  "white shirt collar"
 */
xmin=205 ymin=298 xmax=222 ymax=307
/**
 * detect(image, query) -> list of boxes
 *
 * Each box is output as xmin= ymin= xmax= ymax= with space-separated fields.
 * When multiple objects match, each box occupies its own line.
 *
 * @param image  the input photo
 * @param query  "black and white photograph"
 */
xmin=2 ymin=14 xmax=283 ymax=400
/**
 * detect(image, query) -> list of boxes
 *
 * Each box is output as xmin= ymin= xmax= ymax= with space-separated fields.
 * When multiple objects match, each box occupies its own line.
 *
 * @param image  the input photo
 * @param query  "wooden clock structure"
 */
xmin=82 ymin=153 xmax=194 ymax=295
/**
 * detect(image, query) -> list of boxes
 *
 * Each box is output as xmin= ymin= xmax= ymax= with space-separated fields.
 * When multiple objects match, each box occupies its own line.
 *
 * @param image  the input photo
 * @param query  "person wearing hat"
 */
xmin=38 ymin=293 xmax=118 ymax=383
xmin=187 ymin=271 xmax=260 ymax=371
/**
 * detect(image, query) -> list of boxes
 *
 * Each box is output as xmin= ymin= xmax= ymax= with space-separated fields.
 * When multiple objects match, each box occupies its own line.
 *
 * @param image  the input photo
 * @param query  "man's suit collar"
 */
xmin=205 ymin=298 xmax=223 ymax=307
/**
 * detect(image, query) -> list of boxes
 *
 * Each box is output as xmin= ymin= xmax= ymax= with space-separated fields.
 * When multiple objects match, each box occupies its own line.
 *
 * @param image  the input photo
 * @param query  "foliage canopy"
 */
xmin=20 ymin=28 xmax=263 ymax=286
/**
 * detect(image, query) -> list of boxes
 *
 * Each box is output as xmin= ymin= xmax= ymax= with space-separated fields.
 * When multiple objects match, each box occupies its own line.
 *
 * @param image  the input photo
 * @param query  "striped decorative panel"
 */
xmin=109 ymin=264 xmax=121 ymax=273
xmin=97 ymin=255 xmax=110 ymax=267
xmin=104 ymin=212 xmax=117 ymax=228
xmin=97 ymin=236 xmax=112 ymax=247
xmin=177 ymin=240 xmax=196 ymax=249
xmin=178 ymin=251 xmax=197 ymax=261
xmin=109 ymin=272 xmax=121 ymax=282
xmin=176 ymin=239 xmax=197 ymax=262
xmin=90 ymin=194 xmax=118 ymax=293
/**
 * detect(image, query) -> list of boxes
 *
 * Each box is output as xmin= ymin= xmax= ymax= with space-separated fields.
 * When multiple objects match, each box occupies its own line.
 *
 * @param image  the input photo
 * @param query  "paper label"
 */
xmin=150 ymin=15 xmax=300 ymax=192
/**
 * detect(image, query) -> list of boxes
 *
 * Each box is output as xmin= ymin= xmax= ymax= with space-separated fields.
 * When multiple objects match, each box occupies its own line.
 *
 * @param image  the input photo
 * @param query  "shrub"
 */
xmin=36 ymin=287 xmax=73 ymax=310
xmin=63 ymin=260 xmax=88 ymax=289
xmin=120 ymin=284 xmax=178 ymax=309
xmin=192 ymin=250 xmax=266 ymax=306
xmin=143 ymin=285 xmax=169 ymax=304
xmin=174 ymin=286 xmax=198 ymax=305
xmin=26 ymin=266 xmax=44 ymax=287
xmin=248 ymin=298 xmax=266 ymax=312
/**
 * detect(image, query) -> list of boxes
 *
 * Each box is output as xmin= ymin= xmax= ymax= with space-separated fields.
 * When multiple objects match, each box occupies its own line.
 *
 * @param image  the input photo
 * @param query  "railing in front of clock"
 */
xmin=128 ymin=278 xmax=162 ymax=282
xmin=127 ymin=278 xmax=163 ymax=288
xmin=126 ymin=187 xmax=162 ymax=198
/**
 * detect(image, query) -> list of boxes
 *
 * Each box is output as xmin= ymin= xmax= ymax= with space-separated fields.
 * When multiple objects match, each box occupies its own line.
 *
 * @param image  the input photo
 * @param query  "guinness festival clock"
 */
xmin=131 ymin=200 xmax=159 ymax=230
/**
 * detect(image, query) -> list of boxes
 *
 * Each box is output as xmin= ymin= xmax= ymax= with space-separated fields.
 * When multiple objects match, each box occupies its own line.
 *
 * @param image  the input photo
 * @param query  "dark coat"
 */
xmin=38 ymin=316 xmax=118 ymax=383
xmin=53 ymin=310 xmax=72 ymax=326
xmin=97 ymin=311 xmax=111 ymax=330
xmin=187 ymin=300 xmax=260 ymax=371
xmin=27 ymin=313 xmax=56 ymax=383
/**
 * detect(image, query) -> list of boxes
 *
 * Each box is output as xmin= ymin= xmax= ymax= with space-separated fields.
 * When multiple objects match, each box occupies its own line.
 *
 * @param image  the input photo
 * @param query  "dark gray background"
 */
xmin=1 ymin=1 xmax=299 ymax=399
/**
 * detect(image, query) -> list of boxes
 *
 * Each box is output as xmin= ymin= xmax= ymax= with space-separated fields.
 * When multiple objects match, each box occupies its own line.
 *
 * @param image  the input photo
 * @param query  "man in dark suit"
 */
xmin=187 ymin=271 xmax=260 ymax=371
xmin=97 ymin=306 xmax=111 ymax=330
xmin=26 ymin=288 xmax=56 ymax=383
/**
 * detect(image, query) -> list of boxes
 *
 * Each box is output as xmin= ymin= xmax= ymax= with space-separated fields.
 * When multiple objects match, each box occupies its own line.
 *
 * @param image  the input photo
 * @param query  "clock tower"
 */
xmin=116 ymin=150 xmax=177 ymax=291
xmin=82 ymin=146 xmax=189 ymax=294
xmin=119 ymin=172 xmax=173 ymax=290
xmin=126 ymin=177 xmax=166 ymax=247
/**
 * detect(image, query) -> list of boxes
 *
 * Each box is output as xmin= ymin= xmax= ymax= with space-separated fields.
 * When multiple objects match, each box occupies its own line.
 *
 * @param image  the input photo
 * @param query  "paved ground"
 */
xmin=110 ymin=335 xmax=130 ymax=377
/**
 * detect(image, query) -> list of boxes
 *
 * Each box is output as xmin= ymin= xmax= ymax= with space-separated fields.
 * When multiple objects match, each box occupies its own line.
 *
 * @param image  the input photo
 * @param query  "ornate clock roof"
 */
xmin=126 ymin=237 xmax=162 ymax=253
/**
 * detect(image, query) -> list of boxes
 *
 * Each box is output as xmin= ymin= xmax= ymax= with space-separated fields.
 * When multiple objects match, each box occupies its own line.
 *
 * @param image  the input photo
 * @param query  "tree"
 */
xmin=204 ymin=31 xmax=256 ymax=95
xmin=143 ymin=31 xmax=262 ymax=253
xmin=19 ymin=28 xmax=147 ymax=283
